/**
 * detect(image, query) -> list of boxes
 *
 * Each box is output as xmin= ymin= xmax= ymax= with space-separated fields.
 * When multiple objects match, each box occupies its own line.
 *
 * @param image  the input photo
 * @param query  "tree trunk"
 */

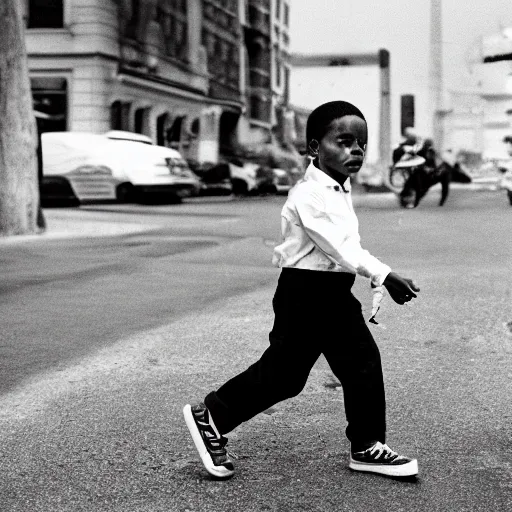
xmin=0 ymin=0 xmax=40 ymax=236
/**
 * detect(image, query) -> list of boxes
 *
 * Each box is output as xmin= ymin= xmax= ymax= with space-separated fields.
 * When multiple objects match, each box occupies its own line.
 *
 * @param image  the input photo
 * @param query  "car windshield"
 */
xmin=109 ymin=137 xmax=152 ymax=145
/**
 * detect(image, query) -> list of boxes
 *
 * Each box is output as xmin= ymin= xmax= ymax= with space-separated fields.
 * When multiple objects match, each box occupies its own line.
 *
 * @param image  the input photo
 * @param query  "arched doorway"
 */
xmin=134 ymin=107 xmax=151 ymax=136
xmin=219 ymin=111 xmax=240 ymax=158
xmin=156 ymin=112 xmax=171 ymax=146
xmin=111 ymin=101 xmax=132 ymax=131
xmin=166 ymin=116 xmax=186 ymax=150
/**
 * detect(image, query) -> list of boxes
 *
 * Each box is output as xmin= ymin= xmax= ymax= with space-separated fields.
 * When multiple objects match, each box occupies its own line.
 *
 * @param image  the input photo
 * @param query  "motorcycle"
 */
xmin=389 ymin=142 xmax=428 ymax=208
xmin=389 ymin=141 xmax=455 ymax=208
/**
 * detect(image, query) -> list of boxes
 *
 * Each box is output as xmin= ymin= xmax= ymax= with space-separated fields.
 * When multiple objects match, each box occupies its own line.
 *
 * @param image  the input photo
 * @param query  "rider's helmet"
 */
xmin=403 ymin=127 xmax=418 ymax=146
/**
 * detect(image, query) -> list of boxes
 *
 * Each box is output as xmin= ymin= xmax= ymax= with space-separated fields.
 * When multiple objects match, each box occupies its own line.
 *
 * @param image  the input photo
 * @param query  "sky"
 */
xmin=288 ymin=0 xmax=512 ymax=153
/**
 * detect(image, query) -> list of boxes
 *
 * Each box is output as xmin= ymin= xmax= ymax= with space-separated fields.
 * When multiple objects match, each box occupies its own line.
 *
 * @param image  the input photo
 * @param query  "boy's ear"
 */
xmin=308 ymin=139 xmax=319 ymax=157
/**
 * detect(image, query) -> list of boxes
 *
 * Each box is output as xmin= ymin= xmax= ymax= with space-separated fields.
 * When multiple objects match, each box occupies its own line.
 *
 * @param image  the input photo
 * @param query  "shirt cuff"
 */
xmin=369 ymin=264 xmax=391 ymax=288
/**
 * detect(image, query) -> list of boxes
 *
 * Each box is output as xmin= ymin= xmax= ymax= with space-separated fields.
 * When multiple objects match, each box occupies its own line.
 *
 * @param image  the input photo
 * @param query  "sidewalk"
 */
xmin=0 ymin=208 xmax=156 ymax=244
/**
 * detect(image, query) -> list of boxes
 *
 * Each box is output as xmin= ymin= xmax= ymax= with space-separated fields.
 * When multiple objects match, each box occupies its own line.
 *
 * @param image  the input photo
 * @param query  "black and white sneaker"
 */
xmin=183 ymin=403 xmax=234 ymax=479
xmin=349 ymin=441 xmax=418 ymax=477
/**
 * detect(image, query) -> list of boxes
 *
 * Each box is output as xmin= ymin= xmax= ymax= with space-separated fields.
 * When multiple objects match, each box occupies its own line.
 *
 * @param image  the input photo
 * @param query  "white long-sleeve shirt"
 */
xmin=272 ymin=163 xmax=391 ymax=288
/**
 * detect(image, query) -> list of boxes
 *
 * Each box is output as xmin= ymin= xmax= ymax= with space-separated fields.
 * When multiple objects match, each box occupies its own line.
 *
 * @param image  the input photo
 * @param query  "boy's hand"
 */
xmin=383 ymin=272 xmax=420 ymax=305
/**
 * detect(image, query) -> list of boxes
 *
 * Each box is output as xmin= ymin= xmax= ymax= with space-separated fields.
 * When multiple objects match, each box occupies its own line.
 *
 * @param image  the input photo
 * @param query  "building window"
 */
xmin=31 ymin=76 xmax=67 ymax=131
xmin=283 ymin=3 xmax=289 ymax=26
xmin=204 ymin=0 xmax=239 ymax=31
xmin=156 ymin=1 xmax=188 ymax=62
xmin=202 ymin=27 xmax=239 ymax=89
xmin=250 ymin=94 xmax=270 ymax=123
xmin=274 ymin=45 xmax=281 ymax=87
xmin=125 ymin=0 xmax=141 ymax=40
xmin=283 ymin=66 xmax=290 ymax=103
xmin=27 ymin=0 xmax=64 ymax=29
xmin=228 ymin=45 xmax=240 ymax=84
xmin=275 ymin=0 xmax=281 ymax=19
xmin=248 ymin=4 xmax=270 ymax=36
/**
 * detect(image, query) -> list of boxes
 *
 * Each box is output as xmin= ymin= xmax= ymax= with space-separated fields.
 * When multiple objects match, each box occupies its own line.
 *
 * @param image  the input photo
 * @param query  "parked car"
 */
xmin=228 ymin=161 xmax=286 ymax=195
xmin=190 ymin=160 xmax=285 ymax=196
xmin=105 ymin=130 xmax=153 ymax=145
xmin=188 ymin=161 xmax=233 ymax=196
xmin=272 ymin=168 xmax=295 ymax=194
xmin=228 ymin=161 xmax=260 ymax=195
xmin=41 ymin=132 xmax=201 ymax=205
xmin=188 ymin=158 xmax=302 ymax=197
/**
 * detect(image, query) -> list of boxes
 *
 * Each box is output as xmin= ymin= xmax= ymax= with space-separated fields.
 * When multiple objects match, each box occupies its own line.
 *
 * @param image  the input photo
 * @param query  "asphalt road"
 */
xmin=0 ymin=196 xmax=282 ymax=394
xmin=0 ymin=187 xmax=511 ymax=511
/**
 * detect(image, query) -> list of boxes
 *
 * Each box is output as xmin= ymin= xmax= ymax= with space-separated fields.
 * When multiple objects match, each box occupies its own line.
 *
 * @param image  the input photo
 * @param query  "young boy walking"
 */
xmin=184 ymin=101 xmax=421 ymax=480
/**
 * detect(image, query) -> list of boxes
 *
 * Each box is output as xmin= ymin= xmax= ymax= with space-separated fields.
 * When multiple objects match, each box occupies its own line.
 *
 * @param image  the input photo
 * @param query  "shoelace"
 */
xmin=203 ymin=431 xmax=227 ymax=452
xmin=227 ymin=449 xmax=238 ymax=460
xmin=206 ymin=433 xmax=237 ymax=461
xmin=369 ymin=442 xmax=399 ymax=460
xmin=194 ymin=406 xmax=235 ymax=460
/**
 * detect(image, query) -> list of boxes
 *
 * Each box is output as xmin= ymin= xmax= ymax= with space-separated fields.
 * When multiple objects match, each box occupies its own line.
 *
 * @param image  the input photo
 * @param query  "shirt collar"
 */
xmin=304 ymin=162 xmax=352 ymax=192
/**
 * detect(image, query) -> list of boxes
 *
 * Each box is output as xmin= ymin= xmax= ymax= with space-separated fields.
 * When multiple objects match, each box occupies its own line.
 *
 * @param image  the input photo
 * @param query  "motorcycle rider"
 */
xmin=392 ymin=127 xmax=421 ymax=165
xmin=397 ymin=135 xmax=452 ymax=208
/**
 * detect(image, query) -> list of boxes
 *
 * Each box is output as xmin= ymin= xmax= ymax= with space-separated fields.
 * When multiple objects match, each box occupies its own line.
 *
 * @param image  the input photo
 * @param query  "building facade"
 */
xmin=23 ymin=0 xmax=294 ymax=164
xmin=234 ymin=0 xmax=292 ymax=152
xmin=445 ymin=29 xmax=512 ymax=159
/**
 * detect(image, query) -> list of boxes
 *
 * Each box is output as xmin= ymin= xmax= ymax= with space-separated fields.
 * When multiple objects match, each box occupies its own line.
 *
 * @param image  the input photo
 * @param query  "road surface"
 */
xmin=0 ymin=187 xmax=511 ymax=511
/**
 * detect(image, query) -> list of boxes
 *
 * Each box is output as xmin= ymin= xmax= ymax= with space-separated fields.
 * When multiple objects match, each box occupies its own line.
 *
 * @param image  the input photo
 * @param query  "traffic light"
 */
xmin=401 ymin=95 xmax=415 ymax=135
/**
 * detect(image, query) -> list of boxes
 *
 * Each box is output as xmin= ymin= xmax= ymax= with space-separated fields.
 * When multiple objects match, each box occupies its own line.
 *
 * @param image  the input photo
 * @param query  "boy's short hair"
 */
xmin=306 ymin=101 xmax=366 ymax=145
xmin=503 ymin=135 xmax=512 ymax=144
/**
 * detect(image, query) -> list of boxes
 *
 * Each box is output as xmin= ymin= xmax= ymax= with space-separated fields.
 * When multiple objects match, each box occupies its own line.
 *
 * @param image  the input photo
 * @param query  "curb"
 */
xmin=0 ymin=215 xmax=154 ymax=245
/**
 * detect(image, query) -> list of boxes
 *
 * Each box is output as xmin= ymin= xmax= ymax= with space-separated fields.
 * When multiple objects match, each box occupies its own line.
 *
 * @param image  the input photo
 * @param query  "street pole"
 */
xmin=379 ymin=49 xmax=391 ymax=169
xmin=429 ymin=0 xmax=444 ymax=151
xmin=291 ymin=49 xmax=392 ymax=172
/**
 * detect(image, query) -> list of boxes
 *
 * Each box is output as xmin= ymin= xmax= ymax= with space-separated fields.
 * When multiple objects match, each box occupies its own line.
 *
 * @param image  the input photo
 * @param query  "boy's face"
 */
xmin=317 ymin=115 xmax=367 ymax=183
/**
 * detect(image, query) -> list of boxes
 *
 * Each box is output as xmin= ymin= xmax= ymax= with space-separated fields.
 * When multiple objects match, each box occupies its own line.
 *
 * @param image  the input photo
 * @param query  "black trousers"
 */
xmin=204 ymin=268 xmax=386 ymax=447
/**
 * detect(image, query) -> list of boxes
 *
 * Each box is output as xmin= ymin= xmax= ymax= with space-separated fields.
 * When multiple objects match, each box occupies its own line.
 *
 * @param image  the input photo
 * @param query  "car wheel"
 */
xmin=508 ymin=190 xmax=512 ymax=206
xmin=167 ymin=194 xmax=183 ymax=205
xmin=116 ymin=183 xmax=135 ymax=203
xmin=231 ymin=178 xmax=249 ymax=195
xmin=40 ymin=177 xmax=80 ymax=208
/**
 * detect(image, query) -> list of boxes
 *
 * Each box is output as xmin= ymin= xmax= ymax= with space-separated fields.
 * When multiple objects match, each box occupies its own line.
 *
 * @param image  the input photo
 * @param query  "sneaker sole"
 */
xmin=183 ymin=404 xmax=234 ymax=479
xmin=349 ymin=457 xmax=418 ymax=477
